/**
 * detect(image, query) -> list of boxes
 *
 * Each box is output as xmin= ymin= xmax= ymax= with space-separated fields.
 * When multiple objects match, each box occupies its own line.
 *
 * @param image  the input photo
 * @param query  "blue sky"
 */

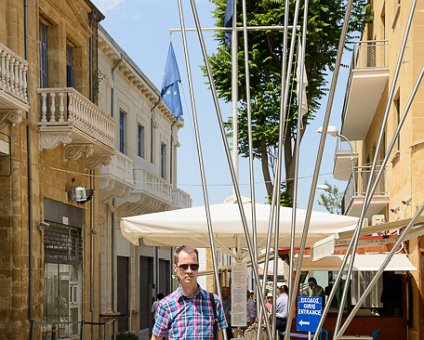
xmin=92 ymin=0 xmax=349 ymax=210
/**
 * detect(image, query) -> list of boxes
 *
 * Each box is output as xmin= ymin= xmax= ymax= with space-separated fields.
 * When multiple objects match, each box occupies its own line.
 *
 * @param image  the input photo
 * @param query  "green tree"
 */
xmin=318 ymin=181 xmax=343 ymax=214
xmin=208 ymin=0 xmax=369 ymax=204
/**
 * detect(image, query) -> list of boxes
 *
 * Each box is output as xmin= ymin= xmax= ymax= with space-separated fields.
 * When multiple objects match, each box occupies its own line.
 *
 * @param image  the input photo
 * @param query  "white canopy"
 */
xmin=120 ymin=202 xmax=358 ymax=249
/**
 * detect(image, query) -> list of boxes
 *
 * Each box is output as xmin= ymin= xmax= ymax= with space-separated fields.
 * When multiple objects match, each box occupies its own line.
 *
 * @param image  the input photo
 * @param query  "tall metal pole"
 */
xmin=177 ymin=2 xmax=227 ymax=339
xmin=283 ymin=1 xmax=354 ymax=337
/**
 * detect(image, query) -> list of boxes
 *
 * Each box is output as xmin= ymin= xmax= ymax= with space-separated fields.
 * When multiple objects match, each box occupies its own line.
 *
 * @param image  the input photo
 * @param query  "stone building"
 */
xmin=97 ymin=27 xmax=191 ymax=337
xmin=0 ymin=0 xmax=111 ymax=338
xmin=330 ymin=0 xmax=424 ymax=338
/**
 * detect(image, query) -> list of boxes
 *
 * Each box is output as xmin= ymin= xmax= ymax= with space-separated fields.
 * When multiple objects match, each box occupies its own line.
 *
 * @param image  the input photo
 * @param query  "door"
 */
xmin=159 ymin=259 xmax=171 ymax=296
xmin=117 ymin=256 xmax=129 ymax=332
xmin=139 ymin=256 xmax=153 ymax=330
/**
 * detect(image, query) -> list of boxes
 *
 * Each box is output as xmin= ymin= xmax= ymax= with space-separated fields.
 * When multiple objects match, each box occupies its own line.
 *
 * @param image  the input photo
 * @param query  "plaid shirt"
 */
xmin=153 ymin=285 xmax=228 ymax=339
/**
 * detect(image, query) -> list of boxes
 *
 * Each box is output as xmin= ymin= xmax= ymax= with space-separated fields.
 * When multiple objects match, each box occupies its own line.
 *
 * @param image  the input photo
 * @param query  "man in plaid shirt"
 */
xmin=151 ymin=245 xmax=228 ymax=339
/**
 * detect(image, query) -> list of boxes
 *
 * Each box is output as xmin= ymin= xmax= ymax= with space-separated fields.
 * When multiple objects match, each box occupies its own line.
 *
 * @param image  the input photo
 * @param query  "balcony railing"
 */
xmin=37 ymin=87 xmax=115 ymax=149
xmin=0 ymin=42 xmax=28 ymax=104
xmin=133 ymin=168 xmax=172 ymax=203
xmin=101 ymin=152 xmax=134 ymax=186
xmin=172 ymin=188 xmax=192 ymax=209
xmin=343 ymin=165 xmax=386 ymax=212
xmin=352 ymin=40 xmax=388 ymax=70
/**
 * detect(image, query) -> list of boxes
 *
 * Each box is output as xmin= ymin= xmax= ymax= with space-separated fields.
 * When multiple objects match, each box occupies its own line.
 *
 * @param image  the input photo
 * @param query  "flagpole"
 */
xmin=230 ymin=0 xmax=239 ymax=199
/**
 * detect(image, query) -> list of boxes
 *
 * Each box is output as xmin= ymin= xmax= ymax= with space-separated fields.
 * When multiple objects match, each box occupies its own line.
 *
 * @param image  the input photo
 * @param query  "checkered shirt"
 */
xmin=153 ymin=285 xmax=228 ymax=339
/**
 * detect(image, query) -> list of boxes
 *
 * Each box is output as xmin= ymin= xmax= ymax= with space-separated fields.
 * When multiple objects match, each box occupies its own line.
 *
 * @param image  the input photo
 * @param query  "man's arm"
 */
xmin=217 ymin=330 xmax=224 ymax=340
xmin=151 ymin=335 xmax=163 ymax=340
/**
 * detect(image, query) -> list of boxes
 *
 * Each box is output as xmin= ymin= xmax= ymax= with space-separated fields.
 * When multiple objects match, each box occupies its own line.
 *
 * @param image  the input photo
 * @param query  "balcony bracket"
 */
xmin=0 ymin=109 xmax=23 ymax=129
xmin=86 ymin=153 xmax=112 ymax=169
xmin=39 ymin=132 xmax=72 ymax=149
xmin=64 ymin=144 xmax=95 ymax=161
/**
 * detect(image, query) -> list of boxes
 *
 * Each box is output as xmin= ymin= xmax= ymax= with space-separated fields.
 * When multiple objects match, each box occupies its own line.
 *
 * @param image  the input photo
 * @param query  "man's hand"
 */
xmin=151 ymin=335 xmax=163 ymax=340
xmin=217 ymin=330 xmax=224 ymax=340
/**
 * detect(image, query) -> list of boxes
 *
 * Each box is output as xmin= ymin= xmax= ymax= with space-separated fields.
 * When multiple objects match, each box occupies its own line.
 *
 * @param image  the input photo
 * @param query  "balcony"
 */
xmin=99 ymin=152 xmax=134 ymax=201
xmin=333 ymin=138 xmax=358 ymax=181
xmin=37 ymin=87 xmax=115 ymax=168
xmin=0 ymin=41 xmax=29 ymax=128
xmin=341 ymin=40 xmax=389 ymax=140
xmin=172 ymin=188 xmax=192 ymax=210
xmin=342 ymin=165 xmax=389 ymax=218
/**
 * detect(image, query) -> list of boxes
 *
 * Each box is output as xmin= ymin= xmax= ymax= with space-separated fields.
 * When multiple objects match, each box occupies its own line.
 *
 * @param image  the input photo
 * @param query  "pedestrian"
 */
xmin=276 ymin=285 xmax=288 ymax=339
xmin=151 ymin=292 xmax=165 ymax=320
xmin=246 ymin=290 xmax=257 ymax=326
xmin=308 ymin=277 xmax=326 ymax=305
xmin=151 ymin=245 xmax=228 ymax=340
xmin=221 ymin=286 xmax=233 ymax=339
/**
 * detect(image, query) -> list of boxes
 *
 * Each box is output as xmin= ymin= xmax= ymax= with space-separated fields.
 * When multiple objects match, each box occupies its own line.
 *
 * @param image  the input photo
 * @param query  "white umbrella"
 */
xmin=120 ymin=201 xmax=358 ymax=250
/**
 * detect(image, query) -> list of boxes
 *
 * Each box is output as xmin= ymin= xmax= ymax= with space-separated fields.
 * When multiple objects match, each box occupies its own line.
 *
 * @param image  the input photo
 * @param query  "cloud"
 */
xmin=92 ymin=0 xmax=125 ymax=12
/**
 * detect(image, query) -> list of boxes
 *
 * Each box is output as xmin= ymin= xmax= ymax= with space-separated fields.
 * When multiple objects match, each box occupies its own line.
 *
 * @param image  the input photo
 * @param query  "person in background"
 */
xmin=308 ymin=277 xmax=326 ymax=305
xmin=265 ymin=293 xmax=273 ymax=315
xmin=151 ymin=292 xmax=165 ymax=320
xmin=221 ymin=286 xmax=233 ymax=339
xmin=246 ymin=290 xmax=257 ymax=326
xmin=275 ymin=285 xmax=289 ymax=339
xmin=151 ymin=245 xmax=227 ymax=340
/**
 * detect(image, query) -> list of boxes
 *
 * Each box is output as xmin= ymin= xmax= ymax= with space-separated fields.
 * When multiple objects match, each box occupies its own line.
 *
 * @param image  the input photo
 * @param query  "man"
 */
xmin=246 ymin=290 xmax=257 ymax=326
xmin=221 ymin=286 xmax=232 ymax=339
xmin=151 ymin=293 xmax=165 ymax=321
xmin=152 ymin=245 xmax=228 ymax=339
xmin=275 ymin=285 xmax=288 ymax=339
xmin=308 ymin=277 xmax=326 ymax=305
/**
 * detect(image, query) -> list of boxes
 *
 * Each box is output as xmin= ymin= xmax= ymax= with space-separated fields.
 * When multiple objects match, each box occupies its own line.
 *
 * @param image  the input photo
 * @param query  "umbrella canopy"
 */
xmin=120 ymin=202 xmax=358 ymax=249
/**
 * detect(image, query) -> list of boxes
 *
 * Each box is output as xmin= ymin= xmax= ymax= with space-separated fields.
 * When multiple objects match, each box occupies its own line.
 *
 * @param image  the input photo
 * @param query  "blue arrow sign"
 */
xmin=296 ymin=296 xmax=322 ymax=332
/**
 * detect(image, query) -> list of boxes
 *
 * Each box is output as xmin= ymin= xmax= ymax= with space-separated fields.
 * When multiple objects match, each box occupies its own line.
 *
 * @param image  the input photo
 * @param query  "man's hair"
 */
xmin=308 ymin=277 xmax=317 ymax=284
xmin=174 ymin=245 xmax=199 ymax=264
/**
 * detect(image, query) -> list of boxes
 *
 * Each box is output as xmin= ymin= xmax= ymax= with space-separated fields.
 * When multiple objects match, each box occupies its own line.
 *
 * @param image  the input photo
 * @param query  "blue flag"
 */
xmin=224 ymin=0 xmax=234 ymax=45
xmin=161 ymin=42 xmax=183 ymax=118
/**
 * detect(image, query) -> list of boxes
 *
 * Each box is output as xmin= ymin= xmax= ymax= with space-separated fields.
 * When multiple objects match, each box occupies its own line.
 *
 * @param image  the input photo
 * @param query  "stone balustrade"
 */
xmin=0 ymin=41 xmax=28 ymax=104
xmin=37 ymin=87 xmax=115 ymax=149
xmin=172 ymin=188 xmax=192 ymax=209
xmin=133 ymin=168 xmax=173 ymax=203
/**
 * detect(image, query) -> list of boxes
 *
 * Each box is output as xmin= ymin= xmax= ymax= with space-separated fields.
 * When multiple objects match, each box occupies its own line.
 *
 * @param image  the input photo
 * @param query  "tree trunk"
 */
xmin=259 ymin=140 xmax=273 ymax=197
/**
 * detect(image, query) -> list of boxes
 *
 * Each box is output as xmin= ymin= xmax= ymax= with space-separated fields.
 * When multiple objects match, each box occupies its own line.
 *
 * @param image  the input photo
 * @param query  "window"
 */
xmin=137 ymin=124 xmax=145 ymax=158
xmin=160 ymin=142 xmax=166 ymax=179
xmin=39 ymin=22 xmax=49 ymax=88
xmin=119 ymin=110 xmax=127 ymax=154
xmin=43 ymin=221 xmax=82 ymax=338
xmin=66 ymin=44 xmax=74 ymax=88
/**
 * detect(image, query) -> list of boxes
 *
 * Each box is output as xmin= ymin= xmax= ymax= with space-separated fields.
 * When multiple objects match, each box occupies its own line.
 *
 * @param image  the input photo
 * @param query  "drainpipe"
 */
xmin=111 ymin=199 xmax=116 ymax=339
xmin=24 ymin=0 xmax=34 ymax=339
xmin=88 ymin=10 xmax=95 ymax=340
xmin=110 ymin=55 xmax=123 ymax=117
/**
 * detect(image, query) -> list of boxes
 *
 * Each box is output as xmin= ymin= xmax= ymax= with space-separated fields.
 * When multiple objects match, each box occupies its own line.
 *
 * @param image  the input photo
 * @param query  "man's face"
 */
xmin=222 ymin=287 xmax=230 ymax=299
xmin=308 ymin=280 xmax=316 ymax=289
xmin=174 ymin=250 xmax=199 ymax=287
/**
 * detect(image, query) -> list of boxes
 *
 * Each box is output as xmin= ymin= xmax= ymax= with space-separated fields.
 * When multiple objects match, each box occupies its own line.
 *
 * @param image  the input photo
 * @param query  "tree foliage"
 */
xmin=317 ymin=181 xmax=343 ymax=214
xmin=208 ymin=0 xmax=369 ymax=203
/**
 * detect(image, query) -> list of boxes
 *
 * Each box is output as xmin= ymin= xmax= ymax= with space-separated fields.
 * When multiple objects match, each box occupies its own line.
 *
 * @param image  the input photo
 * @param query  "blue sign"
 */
xmin=296 ymin=296 xmax=322 ymax=332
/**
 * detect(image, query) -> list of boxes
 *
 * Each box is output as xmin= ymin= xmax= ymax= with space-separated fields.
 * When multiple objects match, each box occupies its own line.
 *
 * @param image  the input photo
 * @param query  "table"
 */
xmin=339 ymin=336 xmax=373 ymax=340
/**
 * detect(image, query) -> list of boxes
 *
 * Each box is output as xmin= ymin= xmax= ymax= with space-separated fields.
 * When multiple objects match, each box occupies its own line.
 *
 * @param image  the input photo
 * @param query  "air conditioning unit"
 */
xmin=371 ymin=214 xmax=386 ymax=226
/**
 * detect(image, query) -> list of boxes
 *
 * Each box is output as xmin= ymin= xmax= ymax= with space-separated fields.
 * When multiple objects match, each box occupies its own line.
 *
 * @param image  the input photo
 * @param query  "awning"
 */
xmin=299 ymin=254 xmax=415 ymax=272
xmin=312 ymin=216 xmax=424 ymax=260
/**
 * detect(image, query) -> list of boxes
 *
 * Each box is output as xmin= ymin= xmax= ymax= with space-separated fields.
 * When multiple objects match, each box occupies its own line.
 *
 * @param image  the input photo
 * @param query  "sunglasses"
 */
xmin=178 ymin=263 xmax=200 ymax=271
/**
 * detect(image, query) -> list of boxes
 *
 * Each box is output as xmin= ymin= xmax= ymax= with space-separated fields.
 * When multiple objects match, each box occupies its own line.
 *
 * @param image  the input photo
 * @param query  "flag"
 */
xmin=224 ymin=0 xmax=234 ymax=45
xmin=161 ymin=42 xmax=183 ymax=118
xmin=296 ymin=38 xmax=308 ymax=118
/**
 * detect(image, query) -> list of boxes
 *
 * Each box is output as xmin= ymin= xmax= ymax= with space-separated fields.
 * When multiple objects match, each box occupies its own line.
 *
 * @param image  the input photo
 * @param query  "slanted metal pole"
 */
xmin=176 ymin=2 xmax=227 ymax=339
xmin=284 ymin=0 xmax=354 ymax=337
xmin=188 ymin=1 xmax=272 ymax=337
xmin=231 ymin=0 xmax=239 ymax=197
xmin=332 ymin=1 xmax=418 ymax=336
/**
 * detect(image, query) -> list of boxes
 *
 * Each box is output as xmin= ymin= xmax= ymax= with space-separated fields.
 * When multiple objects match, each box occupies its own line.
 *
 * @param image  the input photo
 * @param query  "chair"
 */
xmin=371 ymin=329 xmax=381 ymax=340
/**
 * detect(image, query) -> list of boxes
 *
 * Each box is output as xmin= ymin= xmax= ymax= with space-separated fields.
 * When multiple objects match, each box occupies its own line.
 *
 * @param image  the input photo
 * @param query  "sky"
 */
xmin=92 ymin=0 xmax=350 ymax=210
